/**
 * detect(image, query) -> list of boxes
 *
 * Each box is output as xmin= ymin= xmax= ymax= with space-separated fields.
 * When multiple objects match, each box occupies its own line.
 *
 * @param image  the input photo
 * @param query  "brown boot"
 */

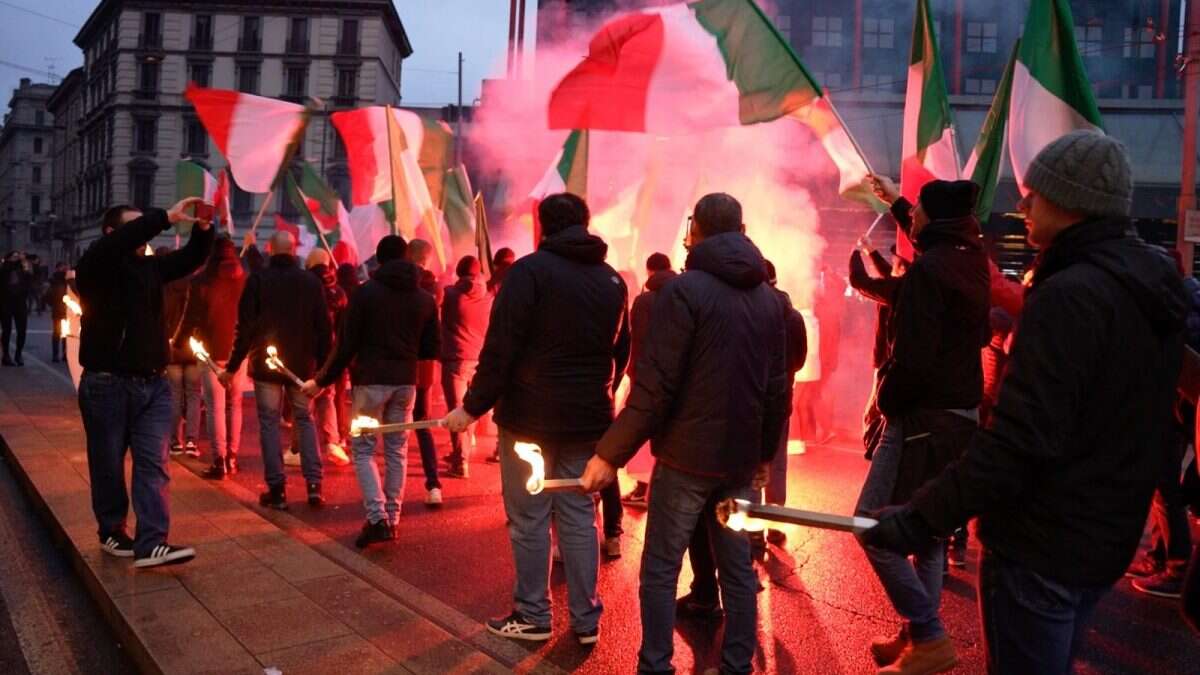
xmin=878 ymin=636 xmax=957 ymax=675
xmin=870 ymin=624 xmax=910 ymax=666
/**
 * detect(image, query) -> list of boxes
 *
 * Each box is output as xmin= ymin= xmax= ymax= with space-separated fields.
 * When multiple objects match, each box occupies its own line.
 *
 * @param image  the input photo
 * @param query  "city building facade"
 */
xmin=0 ymin=78 xmax=58 ymax=257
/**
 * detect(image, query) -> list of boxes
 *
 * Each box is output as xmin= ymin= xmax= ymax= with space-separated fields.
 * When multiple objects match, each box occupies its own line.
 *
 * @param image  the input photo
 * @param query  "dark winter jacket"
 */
xmin=850 ymin=249 xmax=901 ymax=369
xmin=316 ymin=259 xmax=438 ymax=388
xmin=596 ymin=232 xmax=790 ymax=485
xmin=440 ymin=276 xmax=492 ymax=363
xmin=163 ymin=277 xmax=195 ymax=365
xmin=463 ymin=226 xmax=631 ymax=443
xmin=227 ymin=254 xmax=331 ymax=383
xmin=0 ymin=258 xmax=32 ymax=305
xmin=75 ymin=209 xmax=214 ymax=375
xmin=775 ymin=287 xmax=808 ymax=377
xmin=45 ymin=271 xmax=68 ymax=321
xmin=911 ymin=218 xmax=1188 ymax=587
xmin=177 ymin=258 xmax=247 ymax=362
xmin=876 ymin=214 xmax=990 ymax=416
xmin=629 ymin=269 xmax=677 ymax=382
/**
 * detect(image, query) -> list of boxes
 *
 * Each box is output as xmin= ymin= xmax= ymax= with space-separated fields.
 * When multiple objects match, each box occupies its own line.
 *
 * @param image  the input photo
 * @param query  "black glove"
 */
xmin=859 ymin=505 xmax=936 ymax=555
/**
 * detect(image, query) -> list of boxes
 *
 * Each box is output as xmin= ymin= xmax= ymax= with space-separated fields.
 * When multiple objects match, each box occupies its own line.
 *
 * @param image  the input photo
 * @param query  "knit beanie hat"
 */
xmin=305 ymin=248 xmax=331 ymax=270
xmin=1023 ymin=130 xmax=1132 ymax=218
xmin=919 ymin=180 xmax=980 ymax=220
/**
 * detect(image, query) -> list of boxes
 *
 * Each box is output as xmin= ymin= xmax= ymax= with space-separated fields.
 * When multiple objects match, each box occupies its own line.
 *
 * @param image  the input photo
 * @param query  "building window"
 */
xmin=1124 ymin=26 xmax=1157 ymax=59
xmin=812 ymin=17 xmax=843 ymax=48
xmin=33 ymin=137 xmax=43 ymax=154
xmin=32 ymin=166 xmax=41 ymax=184
xmin=862 ymin=73 xmax=891 ymax=90
xmin=1074 ymin=24 xmax=1103 ymax=57
xmin=339 ymin=19 xmax=360 ymax=55
xmin=237 ymin=64 xmax=261 ymax=94
xmin=141 ymin=12 xmax=161 ymax=48
xmin=185 ymin=118 xmax=207 ymax=155
xmin=965 ymin=78 xmax=997 ymax=95
xmin=133 ymin=117 xmax=157 ymax=153
xmin=288 ymin=18 xmax=309 ymax=53
xmin=192 ymin=15 xmax=213 ymax=50
xmin=285 ymin=65 xmax=308 ymax=99
xmin=137 ymin=60 xmax=159 ymax=96
xmin=35 ymin=110 xmax=44 ymax=126
xmin=131 ymin=171 xmax=154 ymax=210
xmin=240 ymin=17 xmax=262 ymax=52
xmin=31 ymin=194 xmax=41 ymax=216
xmin=336 ymin=67 xmax=358 ymax=101
xmin=1124 ymin=83 xmax=1155 ymax=98
xmin=966 ymin=22 xmax=998 ymax=53
xmin=189 ymin=62 xmax=211 ymax=87
xmin=863 ymin=18 xmax=895 ymax=49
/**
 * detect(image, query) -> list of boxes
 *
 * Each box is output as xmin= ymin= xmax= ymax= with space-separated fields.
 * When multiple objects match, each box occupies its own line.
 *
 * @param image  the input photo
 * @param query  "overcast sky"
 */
xmin=0 ymin=0 xmax=538 ymax=109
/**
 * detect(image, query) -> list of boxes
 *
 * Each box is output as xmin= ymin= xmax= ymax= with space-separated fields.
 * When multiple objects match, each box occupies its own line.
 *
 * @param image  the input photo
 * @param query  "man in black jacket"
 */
xmin=223 ymin=231 xmax=331 ymax=510
xmin=75 ymin=197 xmax=213 ymax=568
xmin=302 ymin=236 xmax=438 ymax=548
xmin=578 ymin=193 xmax=789 ymax=675
xmin=446 ymin=193 xmax=630 ymax=645
xmin=852 ymin=176 xmax=990 ymax=674
xmin=864 ymin=131 xmax=1188 ymax=675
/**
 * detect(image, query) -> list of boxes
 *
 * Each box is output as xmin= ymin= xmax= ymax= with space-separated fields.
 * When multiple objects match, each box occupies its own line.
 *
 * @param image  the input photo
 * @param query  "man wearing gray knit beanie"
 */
xmin=863 ymin=129 xmax=1190 ymax=675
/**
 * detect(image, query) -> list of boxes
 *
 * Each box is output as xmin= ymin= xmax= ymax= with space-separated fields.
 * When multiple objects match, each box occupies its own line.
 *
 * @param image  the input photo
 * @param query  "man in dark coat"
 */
xmin=0 ymin=250 xmax=33 ymax=365
xmin=446 ymin=193 xmax=630 ymax=645
xmin=303 ymin=236 xmax=439 ymax=548
xmin=439 ymin=255 xmax=493 ymax=477
xmin=855 ymin=175 xmax=990 ymax=674
xmin=863 ymin=131 xmax=1188 ymax=675
xmin=579 ymin=193 xmax=789 ymax=674
xmin=223 ymin=231 xmax=331 ymax=510
xmin=75 ymin=197 xmax=212 ymax=568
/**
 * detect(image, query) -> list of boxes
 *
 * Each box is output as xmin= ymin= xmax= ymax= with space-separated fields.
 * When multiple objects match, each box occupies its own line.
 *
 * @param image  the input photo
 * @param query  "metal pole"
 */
xmin=516 ymin=0 xmax=526 ymax=77
xmin=456 ymin=51 xmax=464 ymax=164
xmin=507 ymin=0 xmax=517 ymax=78
xmin=1179 ymin=0 xmax=1199 ymax=275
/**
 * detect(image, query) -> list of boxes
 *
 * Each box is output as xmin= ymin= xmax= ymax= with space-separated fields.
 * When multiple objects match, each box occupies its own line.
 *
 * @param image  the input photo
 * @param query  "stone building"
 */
xmin=0 ymin=78 xmax=57 ymax=257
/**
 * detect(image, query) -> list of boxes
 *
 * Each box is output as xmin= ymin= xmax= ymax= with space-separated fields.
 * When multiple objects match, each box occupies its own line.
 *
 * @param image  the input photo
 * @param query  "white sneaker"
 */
xmin=283 ymin=451 xmax=302 ymax=466
xmin=326 ymin=443 xmax=350 ymax=466
xmin=134 ymin=544 xmax=196 ymax=568
xmin=425 ymin=488 xmax=443 ymax=506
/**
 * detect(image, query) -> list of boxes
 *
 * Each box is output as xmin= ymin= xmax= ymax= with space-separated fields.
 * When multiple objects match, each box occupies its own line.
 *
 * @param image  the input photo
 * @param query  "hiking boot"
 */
xmin=871 ymin=624 xmax=910 ymax=666
xmin=1125 ymin=553 xmax=1164 ymax=578
xmin=486 ymin=611 xmax=552 ymax=641
xmin=676 ymin=592 xmax=723 ymax=621
xmin=133 ymin=544 xmax=196 ymax=569
xmin=1132 ymin=562 xmax=1186 ymax=598
xmin=603 ymin=537 xmax=621 ymax=559
xmin=100 ymin=532 xmax=135 ymax=558
xmin=259 ymin=485 xmax=288 ymax=510
xmin=326 ymin=443 xmax=350 ymax=466
xmin=201 ymin=461 xmax=226 ymax=480
xmin=878 ymin=636 xmax=958 ymax=675
xmin=307 ymin=482 xmax=324 ymax=507
xmin=354 ymin=519 xmax=394 ymax=548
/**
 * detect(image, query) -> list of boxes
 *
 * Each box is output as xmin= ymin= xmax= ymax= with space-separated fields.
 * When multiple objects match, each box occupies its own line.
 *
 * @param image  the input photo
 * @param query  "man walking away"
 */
xmin=162 ymin=259 xmax=202 ymax=458
xmin=75 ymin=197 xmax=213 ymax=568
xmin=407 ymin=238 xmax=445 ymax=505
xmin=304 ymin=248 xmax=351 ymax=467
xmin=440 ymin=255 xmax=493 ymax=478
xmin=580 ymin=193 xmax=789 ymax=675
xmin=303 ymin=236 xmax=438 ymax=548
xmin=223 ymin=231 xmax=331 ymax=510
xmin=864 ymin=130 xmax=1187 ymax=675
xmin=447 ymin=193 xmax=630 ymax=646
xmin=0 ymin=251 xmax=33 ymax=366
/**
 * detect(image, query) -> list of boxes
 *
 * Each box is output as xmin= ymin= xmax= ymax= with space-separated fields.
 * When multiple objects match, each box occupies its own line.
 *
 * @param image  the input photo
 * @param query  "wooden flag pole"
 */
xmin=240 ymin=109 xmax=311 ymax=257
xmin=240 ymin=188 xmax=275 ymax=257
xmin=384 ymin=105 xmax=399 ymax=236
xmin=825 ymin=96 xmax=875 ymax=176
xmin=317 ymin=229 xmax=334 ymax=255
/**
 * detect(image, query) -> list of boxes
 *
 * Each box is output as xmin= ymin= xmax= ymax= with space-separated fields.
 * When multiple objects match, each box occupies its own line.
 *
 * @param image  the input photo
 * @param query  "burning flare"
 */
xmin=63 ymin=295 xmax=82 ymax=316
xmin=513 ymin=442 xmax=547 ymax=495
xmin=716 ymin=499 xmax=768 ymax=533
xmin=350 ymin=416 xmax=381 ymax=436
xmin=189 ymin=337 xmax=211 ymax=363
xmin=60 ymin=319 xmax=71 ymax=339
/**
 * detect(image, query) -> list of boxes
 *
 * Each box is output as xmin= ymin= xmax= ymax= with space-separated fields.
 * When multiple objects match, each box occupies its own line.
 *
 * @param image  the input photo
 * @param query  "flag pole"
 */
xmin=241 ymin=189 xmax=275 ymax=257
xmin=825 ymin=97 xmax=875 ymax=175
xmin=317 ymin=229 xmax=334 ymax=255
xmin=239 ymin=111 xmax=310 ymax=257
xmin=384 ymin=105 xmax=399 ymax=236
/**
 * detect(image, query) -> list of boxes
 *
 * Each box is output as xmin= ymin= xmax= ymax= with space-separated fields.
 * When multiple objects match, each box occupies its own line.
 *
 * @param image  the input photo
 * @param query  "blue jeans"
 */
xmin=641 ymin=463 xmax=757 ymax=674
xmin=351 ymin=385 xmax=415 ymax=525
xmin=498 ymin=427 xmax=601 ymax=633
xmin=441 ymin=360 xmax=475 ymax=466
xmin=856 ymin=417 xmax=947 ymax=643
xmin=254 ymin=380 xmax=322 ymax=489
xmin=978 ymin=549 xmax=1108 ymax=674
xmin=78 ymin=371 xmax=174 ymax=557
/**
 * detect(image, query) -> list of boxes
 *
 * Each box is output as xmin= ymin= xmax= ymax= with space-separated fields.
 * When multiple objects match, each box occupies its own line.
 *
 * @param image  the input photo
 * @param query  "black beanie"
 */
xmin=919 ymin=180 xmax=980 ymax=221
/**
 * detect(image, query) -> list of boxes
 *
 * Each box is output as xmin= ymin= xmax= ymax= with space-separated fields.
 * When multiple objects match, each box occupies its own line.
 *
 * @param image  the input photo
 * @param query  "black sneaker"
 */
xmin=576 ymin=626 xmax=600 ymax=646
xmin=169 ymin=443 xmax=184 ymax=456
xmin=447 ymin=464 xmax=469 ymax=479
xmin=100 ymin=533 xmax=135 ymax=558
xmin=134 ymin=544 xmax=196 ymax=568
xmin=14 ymin=355 xmax=24 ymax=366
xmin=307 ymin=482 xmax=324 ymax=507
xmin=259 ymin=486 xmax=288 ymax=510
xmin=621 ymin=482 xmax=649 ymax=506
xmin=486 ymin=612 xmax=552 ymax=641
xmin=184 ymin=441 xmax=200 ymax=459
xmin=676 ymin=592 xmax=723 ymax=621
xmin=201 ymin=461 xmax=226 ymax=480
xmin=354 ymin=519 xmax=395 ymax=548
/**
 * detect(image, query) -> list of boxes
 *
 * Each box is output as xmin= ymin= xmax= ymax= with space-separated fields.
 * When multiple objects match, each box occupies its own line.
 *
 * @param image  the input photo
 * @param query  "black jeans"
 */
xmin=413 ymin=386 xmax=441 ymax=490
xmin=978 ymin=549 xmax=1108 ymax=675
xmin=1 ymin=303 xmax=27 ymax=358
xmin=1148 ymin=434 xmax=1192 ymax=562
xmin=599 ymin=481 xmax=623 ymax=538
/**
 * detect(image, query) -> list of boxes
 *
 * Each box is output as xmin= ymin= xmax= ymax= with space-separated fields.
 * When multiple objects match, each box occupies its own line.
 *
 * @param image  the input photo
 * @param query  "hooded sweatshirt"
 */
xmin=463 ymin=225 xmax=631 ymax=443
xmin=596 ymin=232 xmax=790 ymax=485
xmin=912 ymin=218 xmax=1188 ymax=586
xmin=315 ymin=259 xmax=438 ymax=387
xmin=441 ymin=275 xmax=493 ymax=363
xmin=629 ymin=269 xmax=677 ymax=381
xmin=177 ymin=252 xmax=247 ymax=362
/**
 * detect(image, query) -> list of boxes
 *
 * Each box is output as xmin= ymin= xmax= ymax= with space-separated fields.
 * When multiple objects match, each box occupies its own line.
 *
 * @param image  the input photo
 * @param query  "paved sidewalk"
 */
xmin=0 ymin=362 xmax=545 ymax=675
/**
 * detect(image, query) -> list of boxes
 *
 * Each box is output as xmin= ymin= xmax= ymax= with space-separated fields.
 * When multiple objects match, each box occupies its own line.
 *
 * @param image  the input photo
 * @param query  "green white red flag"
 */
xmin=283 ymin=162 xmax=358 ymax=263
xmin=183 ymin=84 xmax=307 ymax=193
xmin=443 ymin=164 xmax=477 ymax=258
xmin=529 ymin=130 xmax=589 ymax=247
xmin=475 ymin=193 xmax=493 ymax=278
xmin=176 ymin=161 xmax=233 ymax=234
xmin=1009 ymin=0 xmax=1103 ymax=189
xmin=964 ymin=42 xmax=1019 ymax=224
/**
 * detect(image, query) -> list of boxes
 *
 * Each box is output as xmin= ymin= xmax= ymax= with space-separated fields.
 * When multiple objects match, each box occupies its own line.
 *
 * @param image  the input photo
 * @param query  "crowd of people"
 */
xmin=52 ymin=128 xmax=1200 ymax=673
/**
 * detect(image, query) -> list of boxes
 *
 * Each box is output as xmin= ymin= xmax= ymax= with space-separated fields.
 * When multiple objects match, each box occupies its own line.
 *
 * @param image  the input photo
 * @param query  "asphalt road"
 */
xmin=8 ymin=312 xmax=1200 ymax=673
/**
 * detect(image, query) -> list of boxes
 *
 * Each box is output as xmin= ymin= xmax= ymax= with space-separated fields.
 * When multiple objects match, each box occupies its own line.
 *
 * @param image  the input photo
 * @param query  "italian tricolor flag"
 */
xmin=964 ymin=42 xmax=1019 ymax=224
xmin=1009 ymin=0 xmax=1103 ymax=189
xmin=283 ymin=161 xmax=359 ymax=264
xmin=176 ymin=161 xmax=233 ymax=233
xmin=900 ymin=0 xmax=960 ymax=256
xmin=528 ymin=130 xmax=589 ymax=247
xmin=183 ymin=84 xmax=307 ymax=194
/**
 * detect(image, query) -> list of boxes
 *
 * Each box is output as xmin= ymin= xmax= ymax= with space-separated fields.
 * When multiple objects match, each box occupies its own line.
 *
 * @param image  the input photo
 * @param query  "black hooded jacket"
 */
xmin=876 ymin=215 xmax=991 ymax=416
xmin=315 ymin=259 xmax=438 ymax=387
xmin=629 ymin=269 xmax=678 ymax=382
xmin=463 ymin=226 xmax=630 ymax=443
xmin=596 ymin=232 xmax=790 ymax=485
xmin=911 ymin=218 xmax=1188 ymax=587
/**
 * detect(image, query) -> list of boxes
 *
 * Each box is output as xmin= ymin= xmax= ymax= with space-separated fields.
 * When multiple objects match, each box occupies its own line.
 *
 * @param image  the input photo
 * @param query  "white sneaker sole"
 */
xmin=134 ymin=547 xmax=196 ymax=568
xmin=486 ymin=624 xmax=552 ymax=641
xmin=101 ymin=542 xmax=134 ymax=558
xmin=577 ymin=632 xmax=600 ymax=645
